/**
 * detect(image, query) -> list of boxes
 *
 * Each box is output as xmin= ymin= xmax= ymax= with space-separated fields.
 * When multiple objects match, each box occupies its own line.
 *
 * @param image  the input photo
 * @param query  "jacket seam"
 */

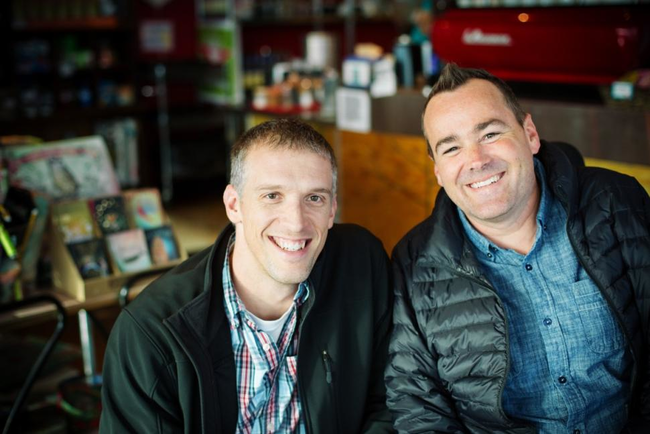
xmin=432 ymin=320 xmax=501 ymax=335
xmin=122 ymin=309 xmax=188 ymax=403
xmin=123 ymin=308 xmax=176 ymax=367
xmin=438 ymin=348 xmax=504 ymax=360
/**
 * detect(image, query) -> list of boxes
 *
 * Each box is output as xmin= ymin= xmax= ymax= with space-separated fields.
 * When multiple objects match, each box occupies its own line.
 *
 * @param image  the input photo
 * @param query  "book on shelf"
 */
xmin=105 ymin=229 xmax=152 ymax=273
xmin=145 ymin=225 xmax=180 ymax=265
xmin=51 ymin=200 xmax=95 ymax=243
xmin=90 ymin=195 xmax=129 ymax=235
xmin=123 ymin=188 xmax=164 ymax=229
xmin=3 ymin=136 xmax=120 ymax=201
xmin=67 ymin=239 xmax=111 ymax=279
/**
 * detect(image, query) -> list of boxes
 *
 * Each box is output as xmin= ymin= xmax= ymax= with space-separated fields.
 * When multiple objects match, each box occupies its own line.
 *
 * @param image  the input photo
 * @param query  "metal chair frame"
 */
xmin=0 ymin=295 xmax=66 ymax=434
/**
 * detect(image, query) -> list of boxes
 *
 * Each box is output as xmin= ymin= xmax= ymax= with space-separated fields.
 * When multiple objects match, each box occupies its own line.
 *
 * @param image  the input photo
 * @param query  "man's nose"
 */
xmin=282 ymin=200 xmax=307 ymax=232
xmin=467 ymin=143 xmax=490 ymax=171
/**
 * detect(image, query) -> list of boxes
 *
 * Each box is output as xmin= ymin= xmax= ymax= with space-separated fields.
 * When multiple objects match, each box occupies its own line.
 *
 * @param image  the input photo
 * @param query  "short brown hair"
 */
xmin=230 ymin=118 xmax=338 ymax=194
xmin=422 ymin=63 xmax=527 ymax=158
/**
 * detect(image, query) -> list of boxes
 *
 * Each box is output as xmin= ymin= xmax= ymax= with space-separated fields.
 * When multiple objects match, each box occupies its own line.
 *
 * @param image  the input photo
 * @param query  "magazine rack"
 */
xmin=50 ymin=200 xmax=188 ymax=301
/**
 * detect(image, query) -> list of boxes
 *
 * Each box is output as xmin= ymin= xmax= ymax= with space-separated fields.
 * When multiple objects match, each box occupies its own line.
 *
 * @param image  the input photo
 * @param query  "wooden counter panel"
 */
xmin=340 ymin=132 xmax=432 ymax=201
xmin=338 ymin=130 xmax=439 ymax=253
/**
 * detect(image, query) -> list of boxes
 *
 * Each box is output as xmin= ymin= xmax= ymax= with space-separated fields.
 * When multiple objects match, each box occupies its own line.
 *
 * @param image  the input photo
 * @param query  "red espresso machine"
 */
xmin=432 ymin=5 xmax=650 ymax=84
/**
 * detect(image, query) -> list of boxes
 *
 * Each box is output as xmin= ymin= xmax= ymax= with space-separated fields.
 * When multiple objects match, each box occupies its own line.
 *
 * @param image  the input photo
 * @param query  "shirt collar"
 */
xmin=458 ymin=158 xmax=550 ymax=259
xmin=222 ymin=233 xmax=310 ymax=330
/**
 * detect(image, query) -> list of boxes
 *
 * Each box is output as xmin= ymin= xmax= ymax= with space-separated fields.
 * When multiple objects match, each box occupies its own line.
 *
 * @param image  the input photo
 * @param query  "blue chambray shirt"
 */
xmin=459 ymin=159 xmax=632 ymax=433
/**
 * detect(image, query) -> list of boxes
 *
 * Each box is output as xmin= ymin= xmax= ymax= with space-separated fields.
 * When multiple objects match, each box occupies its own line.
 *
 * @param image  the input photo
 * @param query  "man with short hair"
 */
xmin=385 ymin=63 xmax=650 ymax=433
xmin=100 ymin=118 xmax=394 ymax=433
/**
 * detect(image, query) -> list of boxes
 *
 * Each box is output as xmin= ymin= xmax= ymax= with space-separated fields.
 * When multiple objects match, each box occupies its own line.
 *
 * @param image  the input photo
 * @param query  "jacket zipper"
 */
xmin=419 ymin=261 xmax=534 ymax=432
xmin=297 ymin=279 xmax=315 ymax=434
xmin=321 ymin=350 xmax=341 ymax=432
xmin=322 ymin=350 xmax=333 ymax=384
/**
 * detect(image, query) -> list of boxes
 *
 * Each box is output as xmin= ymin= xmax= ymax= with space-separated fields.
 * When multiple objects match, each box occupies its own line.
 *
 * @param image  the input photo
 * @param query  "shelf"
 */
xmin=13 ymin=66 xmax=133 ymax=81
xmin=239 ymin=15 xmax=395 ymax=27
xmin=248 ymin=106 xmax=335 ymax=125
xmin=0 ymin=102 xmax=242 ymax=125
xmin=0 ymin=105 xmax=152 ymax=124
xmin=13 ymin=16 xmax=124 ymax=32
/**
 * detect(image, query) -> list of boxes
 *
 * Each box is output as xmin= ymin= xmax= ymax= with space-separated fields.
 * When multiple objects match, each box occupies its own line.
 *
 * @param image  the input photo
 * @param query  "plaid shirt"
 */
xmin=222 ymin=235 xmax=309 ymax=434
xmin=460 ymin=159 xmax=630 ymax=433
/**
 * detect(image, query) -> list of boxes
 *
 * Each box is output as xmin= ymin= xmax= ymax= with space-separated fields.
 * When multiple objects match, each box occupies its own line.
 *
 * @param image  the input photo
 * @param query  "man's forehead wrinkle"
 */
xmin=253 ymin=184 xmax=333 ymax=194
xmin=475 ymin=119 xmax=508 ymax=133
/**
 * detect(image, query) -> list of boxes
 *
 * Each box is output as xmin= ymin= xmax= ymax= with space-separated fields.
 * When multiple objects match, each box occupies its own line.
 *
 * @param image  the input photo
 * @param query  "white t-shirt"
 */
xmin=246 ymin=305 xmax=293 ymax=343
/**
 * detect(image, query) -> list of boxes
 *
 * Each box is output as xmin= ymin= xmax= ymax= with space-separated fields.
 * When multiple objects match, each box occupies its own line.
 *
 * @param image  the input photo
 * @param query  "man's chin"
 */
xmin=460 ymin=200 xmax=509 ymax=221
xmin=265 ymin=251 xmax=319 ymax=285
xmin=268 ymin=267 xmax=312 ymax=287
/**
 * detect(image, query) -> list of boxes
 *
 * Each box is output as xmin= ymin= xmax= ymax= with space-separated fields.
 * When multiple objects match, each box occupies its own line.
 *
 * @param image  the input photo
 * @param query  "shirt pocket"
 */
xmin=572 ymin=279 xmax=625 ymax=354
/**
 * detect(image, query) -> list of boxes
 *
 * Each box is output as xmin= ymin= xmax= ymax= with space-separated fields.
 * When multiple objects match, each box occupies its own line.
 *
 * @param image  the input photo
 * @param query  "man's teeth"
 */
xmin=274 ymin=238 xmax=307 ymax=251
xmin=470 ymin=174 xmax=501 ymax=189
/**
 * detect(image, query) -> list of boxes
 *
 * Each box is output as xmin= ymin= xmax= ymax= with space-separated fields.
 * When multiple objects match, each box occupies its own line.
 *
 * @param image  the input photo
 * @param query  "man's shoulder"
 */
xmin=577 ymin=165 xmax=646 ymax=203
xmin=124 ymin=246 xmax=213 ymax=325
xmin=315 ymin=224 xmax=389 ymax=284
xmin=327 ymin=223 xmax=386 ymax=253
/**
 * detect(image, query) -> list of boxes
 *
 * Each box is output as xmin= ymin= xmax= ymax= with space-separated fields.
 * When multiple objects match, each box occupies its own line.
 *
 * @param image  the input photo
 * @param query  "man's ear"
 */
xmin=328 ymin=195 xmax=338 ymax=229
xmin=524 ymin=114 xmax=541 ymax=155
xmin=428 ymin=144 xmax=444 ymax=186
xmin=223 ymin=184 xmax=242 ymax=224
xmin=433 ymin=162 xmax=444 ymax=187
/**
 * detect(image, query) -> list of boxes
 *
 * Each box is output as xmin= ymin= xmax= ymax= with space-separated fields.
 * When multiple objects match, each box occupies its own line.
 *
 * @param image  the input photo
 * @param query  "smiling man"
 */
xmin=100 ymin=118 xmax=394 ymax=434
xmin=385 ymin=64 xmax=650 ymax=433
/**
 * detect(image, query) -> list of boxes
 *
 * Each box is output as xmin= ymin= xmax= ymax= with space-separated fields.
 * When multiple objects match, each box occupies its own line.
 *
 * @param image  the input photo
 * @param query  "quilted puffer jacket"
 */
xmin=385 ymin=141 xmax=650 ymax=433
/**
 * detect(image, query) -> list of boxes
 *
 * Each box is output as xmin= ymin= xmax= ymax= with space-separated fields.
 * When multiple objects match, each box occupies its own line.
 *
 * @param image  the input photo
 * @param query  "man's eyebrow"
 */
xmin=434 ymin=119 xmax=509 ymax=155
xmin=475 ymin=119 xmax=507 ymax=133
xmin=255 ymin=184 xmax=284 ymax=191
xmin=310 ymin=188 xmax=333 ymax=195
xmin=255 ymin=185 xmax=333 ymax=196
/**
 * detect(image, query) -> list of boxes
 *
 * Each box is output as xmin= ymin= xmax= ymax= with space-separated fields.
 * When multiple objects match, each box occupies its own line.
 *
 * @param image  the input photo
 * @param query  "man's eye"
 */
xmin=265 ymin=193 xmax=278 ymax=200
xmin=308 ymin=195 xmax=323 ymax=203
xmin=484 ymin=132 xmax=501 ymax=141
xmin=443 ymin=146 xmax=458 ymax=155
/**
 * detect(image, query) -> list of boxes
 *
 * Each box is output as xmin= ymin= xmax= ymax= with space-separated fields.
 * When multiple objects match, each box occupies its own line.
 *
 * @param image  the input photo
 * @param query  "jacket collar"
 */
xmin=166 ymin=224 xmax=235 ymax=341
xmin=536 ymin=140 xmax=580 ymax=216
xmin=415 ymin=190 xmax=486 ymax=281
xmin=167 ymin=222 xmax=328 ymax=346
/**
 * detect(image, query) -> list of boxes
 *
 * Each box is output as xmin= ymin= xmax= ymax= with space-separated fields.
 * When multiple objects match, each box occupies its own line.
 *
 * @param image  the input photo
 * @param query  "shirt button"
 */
xmin=262 ymin=343 xmax=271 ymax=351
xmin=543 ymin=318 xmax=552 ymax=326
xmin=573 ymin=430 xmax=580 ymax=434
xmin=487 ymin=253 xmax=493 ymax=258
xmin=543 ymin=224 xmax=548 ymax=230
xmin=525 ymin=264 xmax=533 ymax=271
xmin=558 ymin=376 xmax=567 ymax=384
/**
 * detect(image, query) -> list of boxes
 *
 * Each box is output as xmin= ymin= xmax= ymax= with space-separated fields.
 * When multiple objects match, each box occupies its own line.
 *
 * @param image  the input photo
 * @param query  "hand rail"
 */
xmin=0 ymin=295 xmax=66 ymax=434
xmin=118 ymin=266 xmax=173 ymax=309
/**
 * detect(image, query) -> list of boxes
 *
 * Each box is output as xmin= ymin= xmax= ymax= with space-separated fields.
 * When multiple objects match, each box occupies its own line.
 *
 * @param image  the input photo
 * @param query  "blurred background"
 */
xmin=0 ymin=0 xmax=649 ymax=432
